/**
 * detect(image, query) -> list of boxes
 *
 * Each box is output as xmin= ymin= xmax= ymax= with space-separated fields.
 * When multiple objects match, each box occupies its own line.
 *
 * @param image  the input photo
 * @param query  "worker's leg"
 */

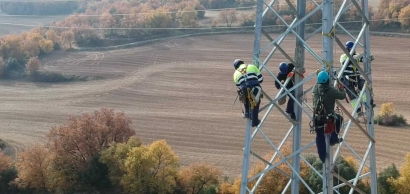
xmin=315 ymin=126 xmax=326 ymax=163
xmin=251 ymin=101 xmax=261 ymax=127
xmin=243 ymin=88 xmax=250 ymax=118
xmin=285 ymin=92 xmax=296 ymax=119
xmin=343 ymin=78 xmax=357 ymax=101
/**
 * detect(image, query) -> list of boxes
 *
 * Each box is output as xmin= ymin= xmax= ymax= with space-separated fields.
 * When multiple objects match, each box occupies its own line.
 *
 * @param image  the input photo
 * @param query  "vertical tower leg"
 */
xmin=291 ymin=0 xmax=306 ymax=193
xmin=240 ymin=0 xmax=264 ymax=193
xmin=322 ymin=0 xmax=334 ymax=192
xmin=362 ymin=0 xmax=378 ymax=192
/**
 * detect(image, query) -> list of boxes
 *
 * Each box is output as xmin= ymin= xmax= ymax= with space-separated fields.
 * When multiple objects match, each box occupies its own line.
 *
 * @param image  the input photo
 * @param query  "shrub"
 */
xmin=27 ymin=72 xmax=86 ymax=83
xmin=375 ymin=102 xmax=407 ymax=126
xmin=2 ymin=58 xmax=25 ymax=79
xmin=0 ymin=139 xmax=5 ymax=150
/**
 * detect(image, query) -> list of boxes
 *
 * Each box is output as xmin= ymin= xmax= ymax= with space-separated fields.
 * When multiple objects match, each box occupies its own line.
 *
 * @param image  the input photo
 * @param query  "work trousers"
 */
xmin=315 ymin=114 xmax=344 ymax=163
xmin=342 ymin=76 xmax=365 ymax=101
xmin=286 ymin=91 xmax=295 ymax=114
xmin=242 ymin=81 xmax=262 ymax=127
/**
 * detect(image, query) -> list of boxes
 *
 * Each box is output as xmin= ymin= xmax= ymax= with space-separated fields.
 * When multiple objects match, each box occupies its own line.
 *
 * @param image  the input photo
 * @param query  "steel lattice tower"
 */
xmin=240 ymin=0 xmax=377 ymax=192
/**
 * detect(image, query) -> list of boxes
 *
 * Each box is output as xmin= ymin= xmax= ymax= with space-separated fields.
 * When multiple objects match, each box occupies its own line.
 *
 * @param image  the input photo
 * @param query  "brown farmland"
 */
xmin=0 ymin=34 xmax=409 ymax=178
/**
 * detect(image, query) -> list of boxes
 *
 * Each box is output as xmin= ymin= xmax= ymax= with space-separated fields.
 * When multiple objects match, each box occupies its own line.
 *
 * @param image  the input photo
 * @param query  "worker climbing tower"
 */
xmin=240 ymin=0 xmax=377 ymax=192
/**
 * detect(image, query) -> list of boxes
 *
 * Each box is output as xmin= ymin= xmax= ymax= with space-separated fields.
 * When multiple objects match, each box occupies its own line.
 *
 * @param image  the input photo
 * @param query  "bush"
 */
xmin=375 ymin=102 xmax=407 ymax=126
xmin=1 ymin=58 xmax=25 ymax=79
xmin=0 ymin=139 xmax=5 ymax=150
xmin=375 ymin=114 xmax=407 ymax=126
xmin=27 ymin=72 xmax=86 ymax=83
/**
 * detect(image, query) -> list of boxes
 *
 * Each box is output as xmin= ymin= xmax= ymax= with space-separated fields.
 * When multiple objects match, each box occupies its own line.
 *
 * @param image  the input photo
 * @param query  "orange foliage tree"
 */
xmin=399 ymin=5 xmax=410 ymax=29
xmin=15 ymin=144 xmax=53 ymax=190
xmin=26 ymin=57 xmax=41 ymax=75
xmin=178 ymin=162 xmax=222 ymax=194
xmin=0 ymin=151 xmax=12 ymax=176
xmin=47 ymin=108 xmax=136 ymax=170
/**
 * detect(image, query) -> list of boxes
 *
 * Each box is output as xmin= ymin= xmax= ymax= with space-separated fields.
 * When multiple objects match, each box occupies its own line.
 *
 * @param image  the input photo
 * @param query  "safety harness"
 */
xmin=310 ymin=88 xmax=336 ymax=134
xmin=237 ymin=65 xmax=262 ymax=111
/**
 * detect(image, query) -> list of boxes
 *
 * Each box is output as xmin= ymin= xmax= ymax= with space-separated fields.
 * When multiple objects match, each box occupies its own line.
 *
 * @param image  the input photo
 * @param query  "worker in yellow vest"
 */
xmin=340 ymin=41 xmax=374 ymax=116
xmin=233 ymin=59 xmax=264 ymax=127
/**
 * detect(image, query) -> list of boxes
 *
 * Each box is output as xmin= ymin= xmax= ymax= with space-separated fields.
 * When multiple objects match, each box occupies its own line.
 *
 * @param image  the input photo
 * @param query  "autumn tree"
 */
xmin=177 ymin=8 xmax=199 ymax=27
xmin=0 ymin=35 xmax=25 ymax=63
xmin=39 ymin=39 xmax=54 ymax=54
xmin=45 ymin=30 xmax=59 ymax=46
xmin=239 ymin=11 xmax=255 ymax=26
xmin=60 ymin=30 xmax=75 ymax=49
xmin=100 ymin=12 xmax=117 ymax=36
xmin=0 ymin=151 xmax=12 ymax=176
xmin=26 ymin=57 xmax=41 ymax=75
xmin=218 ymin=9 xmax=238 ymax=27
xmin=44 ymin=108 xmax=136 ymax=191
xmin=399 ymin=5 xmax=410 ymax=29
xmin=21 ymin=40 xmax=40 ymax=58
xmin=390 ymin=153 xmax=410 ymax=193
xmin=48 ymin=108 xmax=136 ymax=170
xmin=15 ymin=144 xmax=53 ymax=191
xmin=177 ymin=162 xmax=221 ymax=194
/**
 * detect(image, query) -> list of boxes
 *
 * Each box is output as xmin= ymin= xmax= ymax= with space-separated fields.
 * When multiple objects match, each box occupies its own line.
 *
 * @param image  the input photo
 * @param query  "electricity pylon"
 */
xmin=239 ymin=0 xmax=377 ymax=193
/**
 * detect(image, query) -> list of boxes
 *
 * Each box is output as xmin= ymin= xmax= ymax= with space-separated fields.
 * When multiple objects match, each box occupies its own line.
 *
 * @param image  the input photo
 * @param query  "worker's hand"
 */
xmin=287 ymin=72 xmax=294 ymax=78
xmin=337 ymin=82 xmax=344 ymax=89
xmin=370 ymin=54 xmax=375 ymax=61
xmin=315 ymin=69 xmax=320 ymax=75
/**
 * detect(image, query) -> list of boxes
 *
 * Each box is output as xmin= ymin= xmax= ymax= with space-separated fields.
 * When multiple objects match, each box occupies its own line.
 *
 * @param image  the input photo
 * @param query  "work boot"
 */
xmin=356 ymin=108 xmax=364 ymax=117
xmin=252 ymin=120 xmax=261 ymax=127
xmin=286 ymin=111 xmax=297 ymax=121
xmin=242 ymin=113 xmax=249 ymax=119
xmin=330 ymin=138 xmax=344 ymax=146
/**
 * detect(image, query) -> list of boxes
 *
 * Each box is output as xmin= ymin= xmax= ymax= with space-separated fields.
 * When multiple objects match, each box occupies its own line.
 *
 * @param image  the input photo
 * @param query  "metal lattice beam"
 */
xmin=239 ymin=0 xmax=377 ymax=193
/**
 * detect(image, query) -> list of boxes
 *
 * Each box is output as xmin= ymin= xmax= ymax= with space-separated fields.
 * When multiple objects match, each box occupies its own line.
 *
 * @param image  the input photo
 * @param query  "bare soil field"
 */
xmin=0 ymin=33 xmax=409 ymax=179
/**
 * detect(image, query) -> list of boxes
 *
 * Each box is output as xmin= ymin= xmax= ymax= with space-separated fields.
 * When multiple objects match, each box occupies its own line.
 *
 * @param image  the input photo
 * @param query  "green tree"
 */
xmin=378 ymin=164 xmax=399 ymax=194
xmin=100 ymin=136 xmax=142 ymax=187
xmin=120 ymin=140 xmax=179 ymax=194
xmin=390 ymin=153 xmax=410 ymax=193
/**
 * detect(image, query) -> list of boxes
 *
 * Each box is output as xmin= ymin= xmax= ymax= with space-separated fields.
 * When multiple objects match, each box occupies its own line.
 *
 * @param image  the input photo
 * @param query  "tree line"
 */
xmin=0 ymin=108 xmax=407 ymax=194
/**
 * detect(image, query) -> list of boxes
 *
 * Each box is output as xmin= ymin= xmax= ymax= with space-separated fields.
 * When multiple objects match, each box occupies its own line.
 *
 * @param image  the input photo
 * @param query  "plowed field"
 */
xmin=1 ymin=34 xmax=409 ymax=178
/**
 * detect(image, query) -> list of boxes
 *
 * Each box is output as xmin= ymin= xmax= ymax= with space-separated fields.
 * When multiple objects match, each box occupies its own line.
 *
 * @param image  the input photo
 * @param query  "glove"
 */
xmin=287 ymin=72 xmax=294 ymax=78
xmin=337 ymin=82 xmax=344 ymax=89
xmin=370 ymin=54 xmax=375 ymax=61
xmin=315 ymin=69 xmax=320 ymax=75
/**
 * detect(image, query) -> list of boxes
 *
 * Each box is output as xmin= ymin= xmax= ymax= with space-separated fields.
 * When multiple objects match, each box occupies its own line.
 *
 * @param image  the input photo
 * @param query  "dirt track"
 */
xmin=1 ymin=34 xmax=409 ymax=178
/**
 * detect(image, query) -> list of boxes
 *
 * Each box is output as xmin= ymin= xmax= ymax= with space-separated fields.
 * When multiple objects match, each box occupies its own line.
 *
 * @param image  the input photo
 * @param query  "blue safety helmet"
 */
xmin=317 ymin=71 xmax=329 ymax=84
xmin=279 ymin=62 xmax=288 ymax=75
xmin=345 ymin=41 xmax=354 ymax=51
xmin=233 ymin=59 xmax=244 ymax=70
